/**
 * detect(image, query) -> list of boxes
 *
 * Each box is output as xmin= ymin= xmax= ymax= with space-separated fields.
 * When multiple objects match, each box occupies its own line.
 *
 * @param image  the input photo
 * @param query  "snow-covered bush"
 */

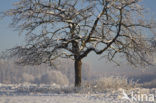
xmin=79 ymin=76 xmax=140 ymax=93
xmin=40 ymin=70 xmax=69 ymax=86
xmin=93 ymin=76 xmax=139 ymax=90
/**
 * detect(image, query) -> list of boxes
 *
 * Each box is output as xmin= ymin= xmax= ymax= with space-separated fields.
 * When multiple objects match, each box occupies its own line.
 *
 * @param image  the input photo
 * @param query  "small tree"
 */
xmin=2 ymin=0 xmax=155 ymax=87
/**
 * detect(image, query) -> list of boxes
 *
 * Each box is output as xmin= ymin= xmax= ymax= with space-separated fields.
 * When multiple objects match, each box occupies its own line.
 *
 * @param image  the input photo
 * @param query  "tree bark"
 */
xmin=74 ymin=59 xmax=82 ymax=87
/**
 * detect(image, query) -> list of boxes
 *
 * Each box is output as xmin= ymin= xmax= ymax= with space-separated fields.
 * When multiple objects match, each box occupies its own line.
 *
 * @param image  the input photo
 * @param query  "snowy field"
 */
xmin=0 ymin=94 xmax=130 ymax=103
xmin=0 ymin=93 xmax=154 ymax=103
xmin=0 ymin=84 xmax=155 ymax=103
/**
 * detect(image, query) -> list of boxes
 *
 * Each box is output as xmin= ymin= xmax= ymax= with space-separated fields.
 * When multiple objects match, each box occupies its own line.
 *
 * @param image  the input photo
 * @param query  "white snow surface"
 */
xmin=0 ymin=93 xmax=153 ymax=103
xmin=0 ymin=94 xmax=127 ymax=103
xmin=0 ymin=84 xmax=155 ymax=103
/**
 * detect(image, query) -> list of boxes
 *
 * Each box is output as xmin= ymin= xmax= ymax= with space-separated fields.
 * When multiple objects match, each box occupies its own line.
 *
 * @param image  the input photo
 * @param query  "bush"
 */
xmin=40 ymin=70 xmax=69 ymax=86
xmin=80 ymin=76 xmax=140 ymax=93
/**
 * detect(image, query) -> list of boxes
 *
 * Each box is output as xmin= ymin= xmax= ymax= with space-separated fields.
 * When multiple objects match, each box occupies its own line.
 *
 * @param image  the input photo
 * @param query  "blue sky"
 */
xmin=0 ymin=0 xmax=156 ymax=71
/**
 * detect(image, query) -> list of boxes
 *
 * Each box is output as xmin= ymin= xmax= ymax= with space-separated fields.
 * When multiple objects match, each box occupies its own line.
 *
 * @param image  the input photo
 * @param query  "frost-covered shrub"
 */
xmin=79 ymin=76 xmax=140 ymax=93
xmin=92 ymin=77 xmax=139 ymax=90
xmin=40 ymin=70 xmax=69 ymax=86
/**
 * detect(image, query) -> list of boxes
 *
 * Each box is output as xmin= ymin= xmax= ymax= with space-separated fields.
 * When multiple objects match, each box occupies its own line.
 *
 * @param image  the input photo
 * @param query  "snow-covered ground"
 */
xmin=0 ymin=93 xmax=154 ymax=103
xmin=0 ymin=84 xmax=155 ymax=103
xmin=0 ymin=94 xmax=129 ymax=103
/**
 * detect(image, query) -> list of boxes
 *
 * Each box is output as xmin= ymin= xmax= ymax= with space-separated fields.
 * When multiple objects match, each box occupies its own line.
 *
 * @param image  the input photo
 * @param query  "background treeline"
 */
xmin=0 ymin=59 xmax=91 ymax=86
xmin=1 ymin=59 xmax=156 ymax=88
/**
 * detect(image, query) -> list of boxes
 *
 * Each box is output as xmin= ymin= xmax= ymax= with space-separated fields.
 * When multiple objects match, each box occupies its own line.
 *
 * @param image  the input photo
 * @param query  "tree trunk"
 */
xmin=74 ymin=59 xmax=82 ymax=87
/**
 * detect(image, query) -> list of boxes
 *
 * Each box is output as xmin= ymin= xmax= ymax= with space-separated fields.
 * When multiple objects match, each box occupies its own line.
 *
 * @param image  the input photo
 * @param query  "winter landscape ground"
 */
xmin=0 ymin=94 xmax=134 ymax=103
xmin=0 ymin=83 xmax=156 ymax=103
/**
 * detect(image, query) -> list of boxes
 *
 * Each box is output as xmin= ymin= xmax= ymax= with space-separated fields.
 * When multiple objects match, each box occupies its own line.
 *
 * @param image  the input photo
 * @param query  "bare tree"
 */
xmin=2 ymin=0 xmax=155 ymax=87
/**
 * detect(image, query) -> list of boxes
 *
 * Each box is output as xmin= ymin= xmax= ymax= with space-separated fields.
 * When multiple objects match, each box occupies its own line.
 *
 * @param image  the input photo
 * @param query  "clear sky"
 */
xmin=0 ymin=0 xmax=156 ymax=72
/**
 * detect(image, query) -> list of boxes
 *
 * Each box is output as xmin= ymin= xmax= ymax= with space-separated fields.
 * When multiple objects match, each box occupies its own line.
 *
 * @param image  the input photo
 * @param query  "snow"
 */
xmin=0 ymin=94 xmax=129 ymax=103
xmin=0 ymin=84 xmax=155 ymax=103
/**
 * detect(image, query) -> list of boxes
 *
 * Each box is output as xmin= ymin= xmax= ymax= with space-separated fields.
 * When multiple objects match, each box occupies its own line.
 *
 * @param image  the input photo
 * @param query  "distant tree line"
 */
xmin=0 ymin=59 xmax=91 ymax=85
